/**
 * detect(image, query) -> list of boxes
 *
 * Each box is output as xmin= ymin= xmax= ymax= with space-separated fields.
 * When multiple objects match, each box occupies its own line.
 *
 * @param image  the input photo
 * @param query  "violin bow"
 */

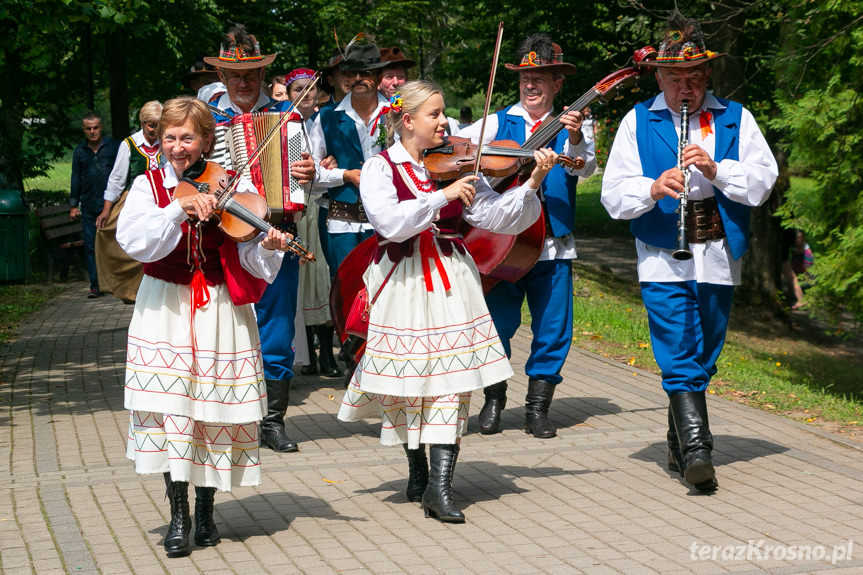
xmin=219 ymin=72 xmax=322 ymax=203
xmin=473 ymin=21 xmax=505 ymax=175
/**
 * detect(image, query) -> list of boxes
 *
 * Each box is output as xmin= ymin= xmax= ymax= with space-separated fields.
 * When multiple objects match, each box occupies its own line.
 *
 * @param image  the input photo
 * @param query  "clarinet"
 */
xmin=672 ymin=99 xmax=693 ymax=261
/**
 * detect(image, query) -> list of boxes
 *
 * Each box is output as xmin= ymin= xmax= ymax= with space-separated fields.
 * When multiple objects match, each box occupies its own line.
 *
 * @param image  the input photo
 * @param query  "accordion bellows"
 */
xmin=227 ymin=112 xmax=307 ymax=224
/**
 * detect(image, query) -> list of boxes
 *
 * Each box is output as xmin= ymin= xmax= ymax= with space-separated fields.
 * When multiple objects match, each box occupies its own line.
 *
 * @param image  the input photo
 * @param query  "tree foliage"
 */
xmin=2 ymin=0 xmax=861 ymax=318
xmin=773 ymin=0 xmax=863 ymax=319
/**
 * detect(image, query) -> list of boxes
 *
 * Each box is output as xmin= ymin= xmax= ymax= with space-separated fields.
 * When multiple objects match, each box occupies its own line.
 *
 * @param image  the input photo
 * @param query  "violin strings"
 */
xmin=223 ymin=197 xmax=310 ymax=260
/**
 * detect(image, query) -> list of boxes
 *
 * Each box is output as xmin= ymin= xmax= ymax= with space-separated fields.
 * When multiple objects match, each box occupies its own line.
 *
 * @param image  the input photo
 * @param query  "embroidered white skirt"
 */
xmin=124 ymin=275 xmax=267 ymax=490
xmin=337 ymin=241 xmax=513 ymax=446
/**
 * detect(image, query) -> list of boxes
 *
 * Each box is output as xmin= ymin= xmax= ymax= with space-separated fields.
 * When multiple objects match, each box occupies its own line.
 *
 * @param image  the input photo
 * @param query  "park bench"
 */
xmin=34 ymin=204 xmax=85 ymax=282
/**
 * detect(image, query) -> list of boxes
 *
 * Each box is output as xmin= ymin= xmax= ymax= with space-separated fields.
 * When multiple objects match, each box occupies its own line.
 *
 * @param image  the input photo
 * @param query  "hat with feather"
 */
xmin=204 ymin=24 xmax=276 ymax=70
xmin=504 ymin=34 xmax=576 ymax=76
xmin=640 ymin=12 xmax=726 ymax=68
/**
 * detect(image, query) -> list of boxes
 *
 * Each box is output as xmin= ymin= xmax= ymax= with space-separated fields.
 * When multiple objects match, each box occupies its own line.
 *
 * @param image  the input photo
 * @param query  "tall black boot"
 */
xmin=422 ymin=444 xmax=465 ymax=523
xmin=261 ymin=379 xmax=299 ymax=453
xmin=300 ymin=326 xmax=319 ymax=376
xmin=317 ymin=325 xmax=343 ymax=378
xmin=666 ymin=403 xmax=684 ymax=476
xmin=669 ymin=391 xmax=718 ymax=492
xmin=524 ymin=378 xmax=557 ymax=439
xmin=163 ymin=473 xmax=191 ymax=557
xmin=478 ymin=381 xmax=508 ymax=435
xmin=402 ymin=444 xmax=429 ymax=502
xmin=194 ymin=486 xmax=221 ymax=546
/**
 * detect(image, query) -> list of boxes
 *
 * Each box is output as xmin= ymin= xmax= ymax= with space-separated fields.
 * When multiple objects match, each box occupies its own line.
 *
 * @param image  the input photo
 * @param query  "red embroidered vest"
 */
xmin=372 ymin=151 xmax=466 ymax=264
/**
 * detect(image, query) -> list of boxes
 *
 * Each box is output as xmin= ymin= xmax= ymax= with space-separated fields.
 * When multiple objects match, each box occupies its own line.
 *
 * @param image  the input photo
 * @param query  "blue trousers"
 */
xmin=485 ymin=259 xmax=574 ymax=385
xmin=81 ymin=209 xmax=99 ymax=291
xmin=328 ymin=229 xmax=374 ymax=278
xmin=255 ymin=257 xmax=300 ymax=381
xmin=640 ymin=281 xmax=735 ymax=395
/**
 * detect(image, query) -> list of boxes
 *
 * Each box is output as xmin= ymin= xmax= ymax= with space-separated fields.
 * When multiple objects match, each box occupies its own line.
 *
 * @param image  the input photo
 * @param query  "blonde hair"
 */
xmin=157 ymin=96 xmax=215 ymax=156
xmin=385 ymin=79 xmax=443 ymax=148
xmin=138 ymin=100 xmax=162 ymax=124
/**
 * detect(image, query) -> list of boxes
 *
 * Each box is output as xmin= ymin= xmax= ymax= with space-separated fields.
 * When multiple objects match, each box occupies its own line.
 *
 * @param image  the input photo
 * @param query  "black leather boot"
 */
xmin=163 ymin=473 xmax=191 ymax=557
xmin=261 ymin=379 xmax=299 ymax=453
xmin=478 ymin=381 xmax=508 ymax=435
xmin=422 ymin=444 xmax=465 ymax=523
xmin=669 ymin=391 xmax=718 ymax=492
xmin=301 ymin=326 xmax=319 ymax=376
xmin=402 ymin=444 xmax=429 ymax=502
xmin=524 ymin=378 xmax=557 ymax=439
xmin=317 ymin=325 xmax=343 ymax=378
xmin=666 ymin=403 xmax=684 ymax=476
xmin=194 ymin=486 xmax=221 ymax=546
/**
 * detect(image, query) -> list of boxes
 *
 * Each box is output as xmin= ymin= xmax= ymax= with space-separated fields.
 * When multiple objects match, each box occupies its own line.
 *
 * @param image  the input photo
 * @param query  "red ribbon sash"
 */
xmin=419 ymin=230 xmax=451 ymax=292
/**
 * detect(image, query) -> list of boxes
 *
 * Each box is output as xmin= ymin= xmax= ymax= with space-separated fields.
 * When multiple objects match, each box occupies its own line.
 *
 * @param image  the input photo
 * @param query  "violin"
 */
xmin=423 ymin=136 xmax=584 ymax=182
xmin=174 ymin=161 xmax=316 ymax=263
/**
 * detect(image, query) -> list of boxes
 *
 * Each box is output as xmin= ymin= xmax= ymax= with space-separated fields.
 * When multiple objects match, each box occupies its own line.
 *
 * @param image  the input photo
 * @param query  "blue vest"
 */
xmin=632 ymin=96 xmax=750 ymax=260
xmin=318 ymin=106 xmax=365 ymax=204
xmin=495 ymin=107 xmax=579 ymax=237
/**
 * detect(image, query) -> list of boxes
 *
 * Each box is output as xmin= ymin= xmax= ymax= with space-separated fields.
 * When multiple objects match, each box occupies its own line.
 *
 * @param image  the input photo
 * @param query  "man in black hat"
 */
xmin=307 ymin=39 xmax=390 ymax=274
xmin=459 ymin=34 xmax=596 ymax=441
xmin=320 ymin=51 xmax=351 ymax=108
xmin=601 ymin=13 xmax=778 ymax=491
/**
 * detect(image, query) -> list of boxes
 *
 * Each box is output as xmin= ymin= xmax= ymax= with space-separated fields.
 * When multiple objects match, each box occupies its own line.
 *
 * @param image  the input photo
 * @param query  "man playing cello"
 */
xmin=459 ymin=34 xmax=596 ymax=439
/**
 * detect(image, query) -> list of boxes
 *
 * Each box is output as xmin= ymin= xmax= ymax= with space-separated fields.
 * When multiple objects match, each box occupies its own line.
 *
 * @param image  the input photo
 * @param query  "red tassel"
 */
xmin=189 ymin=268 xmax=210 ymax=365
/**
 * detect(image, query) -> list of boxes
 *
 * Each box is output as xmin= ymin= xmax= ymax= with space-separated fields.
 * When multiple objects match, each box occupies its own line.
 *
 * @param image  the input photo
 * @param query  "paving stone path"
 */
xmin=1 ymin=281 xmax=862 ymax=574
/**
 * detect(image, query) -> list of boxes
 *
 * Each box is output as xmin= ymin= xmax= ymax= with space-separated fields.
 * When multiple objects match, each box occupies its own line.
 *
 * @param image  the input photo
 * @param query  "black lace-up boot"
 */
xmin=422 ymin=444 xmax=465 ymax=523
xmin=403 ymin=444 xmax=429 ymax=502
xmin=163 ymin=473 xmax=191 ymax=557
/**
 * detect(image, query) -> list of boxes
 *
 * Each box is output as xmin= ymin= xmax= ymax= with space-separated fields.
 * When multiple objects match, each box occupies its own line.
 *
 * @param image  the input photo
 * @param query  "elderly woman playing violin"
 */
xmin=337 ymin=80 xmax=558 ymax=523
xmin=117 ymin=96 xmax=293 ymax=559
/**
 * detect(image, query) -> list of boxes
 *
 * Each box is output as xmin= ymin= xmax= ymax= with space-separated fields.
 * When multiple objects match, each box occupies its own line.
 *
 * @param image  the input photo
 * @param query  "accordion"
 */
xmin=227 ymin=111 xmax=308 ymax=224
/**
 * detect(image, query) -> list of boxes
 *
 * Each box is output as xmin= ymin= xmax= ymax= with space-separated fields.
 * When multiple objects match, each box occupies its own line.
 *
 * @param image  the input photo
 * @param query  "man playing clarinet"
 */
xmin=601 ymin=13 xmax=777 ymax=491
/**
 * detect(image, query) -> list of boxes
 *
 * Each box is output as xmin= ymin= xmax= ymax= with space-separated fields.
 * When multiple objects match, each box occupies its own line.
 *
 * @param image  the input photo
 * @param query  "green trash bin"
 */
xmin=0 ymin=189 xmax=30 ymax=282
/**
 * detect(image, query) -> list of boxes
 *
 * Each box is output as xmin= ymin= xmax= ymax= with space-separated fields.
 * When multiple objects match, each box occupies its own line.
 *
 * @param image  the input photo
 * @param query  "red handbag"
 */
xmin=344 ymin=261 xmax=400 ymax=339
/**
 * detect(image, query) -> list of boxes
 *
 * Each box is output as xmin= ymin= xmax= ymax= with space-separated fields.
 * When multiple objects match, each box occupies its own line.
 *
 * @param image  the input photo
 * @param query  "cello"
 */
xmin=457 ymin=46 xmax=657 ymax=292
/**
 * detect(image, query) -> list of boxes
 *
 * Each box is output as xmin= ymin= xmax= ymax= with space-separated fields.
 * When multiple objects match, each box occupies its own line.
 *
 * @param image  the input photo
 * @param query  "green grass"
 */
xmin=0 ymin=284 xmax=64 ymax=343
xmin=24 ymin=161 xmax=72 ymax=192
xmin=524 ymin=262 xmax=863 ymax=436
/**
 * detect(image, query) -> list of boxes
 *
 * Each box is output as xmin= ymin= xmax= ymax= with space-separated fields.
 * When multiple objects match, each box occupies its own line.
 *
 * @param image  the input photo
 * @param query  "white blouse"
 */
xmin=359 ymin=141 xmax=542 ymax=244
xmin=117 ymin=164 xmax=284 ymax=283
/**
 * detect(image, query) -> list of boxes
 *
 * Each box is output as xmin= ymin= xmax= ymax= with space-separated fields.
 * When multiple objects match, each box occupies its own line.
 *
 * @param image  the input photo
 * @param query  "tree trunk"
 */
xmin=707 ymin=7 xmax=783 ymax=314
xmin=0 ymin=48 xmax=24 ymax=191
xmin=107 ymin=28 xmax=129 ymax=139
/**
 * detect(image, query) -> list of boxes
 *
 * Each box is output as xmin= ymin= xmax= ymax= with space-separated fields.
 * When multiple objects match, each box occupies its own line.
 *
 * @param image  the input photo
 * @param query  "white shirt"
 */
xmin=360 ymin=141 xmax=542 ymax=243
xmin=117 ymin=164 xmax=284 ymax=282
xmin=307 ymin=92 xmax=391 ymax=234
xmin=601 ymin=92 xmax=778 ymax=285
xmin=457 ymin=102 xmax=597 ymax=261
xmin=103 ymin=130 xmax=161 ymax=202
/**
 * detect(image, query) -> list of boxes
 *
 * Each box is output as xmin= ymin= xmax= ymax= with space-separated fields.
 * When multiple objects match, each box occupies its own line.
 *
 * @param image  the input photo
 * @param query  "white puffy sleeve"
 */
xmin=462 ymin=176 xmax=541 ymax=234
xmin=360 ymin=156 xmax=449 ymax=243
xmin=711 ymin=107 xmax=778 ymax=207
xmin=117 ymin=174 xmax=187 ymax=262
xmin=601 ymin=109 xmax=658 ymax=221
